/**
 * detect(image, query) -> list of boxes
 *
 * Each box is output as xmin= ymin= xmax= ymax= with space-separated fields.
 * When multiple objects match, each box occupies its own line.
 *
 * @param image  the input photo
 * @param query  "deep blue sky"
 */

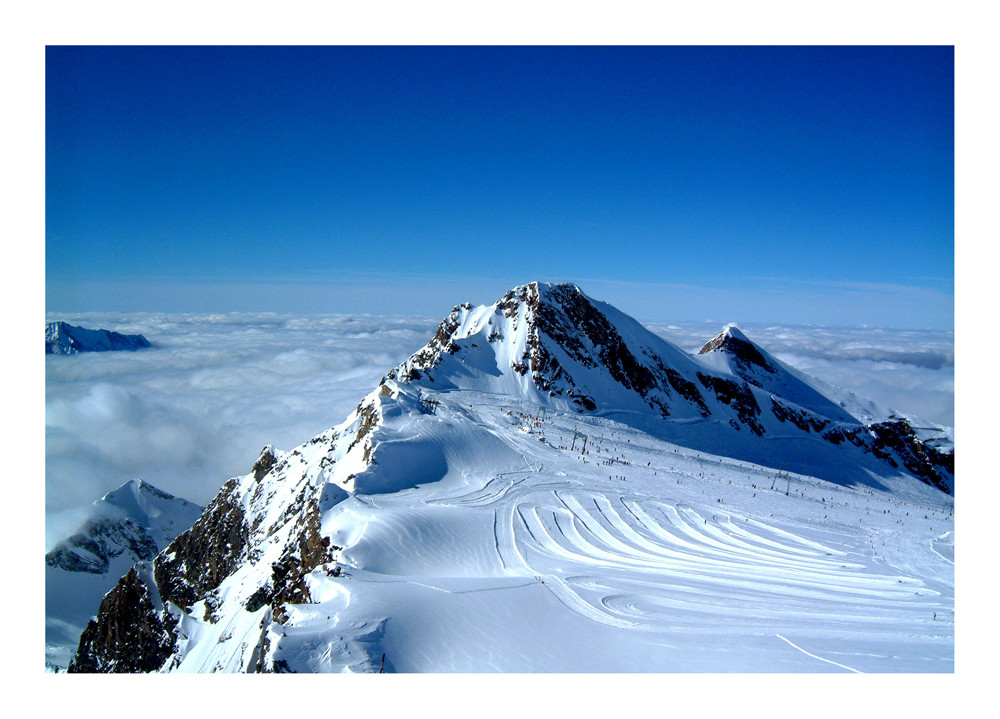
xmin=46 ymin=46 xmax=954 ymax=328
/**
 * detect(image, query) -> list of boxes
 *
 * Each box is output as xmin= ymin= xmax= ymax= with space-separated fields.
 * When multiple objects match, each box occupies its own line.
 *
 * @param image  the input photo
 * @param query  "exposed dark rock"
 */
xmin=68 ymin=567 xmax=177 ymax=673
xmin=348 ymin=399 xmax=380 ymax=457
xmin=868 ymin=420 xmax=953 ymax=494
xmin=822 ymin=426 xmax=869 ymax=449
xmin=820 ymin=420 xmax=952 ymax=493
xmin=245 ymin=586 xmax=271 ymax=613
xmin=664 ymin=368 xmax=710 ymax=417
xmin=699 ymin=328 xmax=773 ymax=373
xmin=568 ymin=391 xmax=597 ymax=411
xmin=770 ymin=398 xmax=830 ymax=433
xmin=533 ymin=284 xmax=658 ymax=399
xmin=258 ymin=500 xmax=340 ymax=623
xmin=45 ymin=517 xmax=158 ymax=575
xmin=252 ymin=446 xmax=279 ymax=482
xmin=153 ymin=479 xmax=247 ymax=609
xmin=44 ymin=545 xmax=107 ymax=574
xmin=388 ymin=306 xmax=465 ymax=380
xmin=697 ymin=373 xmax=764 ymax=435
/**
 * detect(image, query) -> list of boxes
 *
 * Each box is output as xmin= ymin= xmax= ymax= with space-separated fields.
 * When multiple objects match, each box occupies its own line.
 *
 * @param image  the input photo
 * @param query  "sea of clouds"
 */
xmin=45 ymin=312 xmax=953 ymax=549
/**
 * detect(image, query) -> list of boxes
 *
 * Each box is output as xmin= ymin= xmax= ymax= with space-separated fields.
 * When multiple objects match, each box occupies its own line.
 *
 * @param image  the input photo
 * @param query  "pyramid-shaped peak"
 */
xmin=698 ymin=324 xmax=771 ymax=369
xmin=722 ymin=324 xmax=750 ymax=342
xmin=101 ymin=479 xmax=178 ymax=514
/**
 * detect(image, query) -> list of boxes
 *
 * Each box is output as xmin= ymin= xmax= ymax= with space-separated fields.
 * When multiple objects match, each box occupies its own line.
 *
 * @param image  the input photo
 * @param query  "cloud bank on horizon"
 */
xmin=44 ymin=311 xmax=953 ymax=549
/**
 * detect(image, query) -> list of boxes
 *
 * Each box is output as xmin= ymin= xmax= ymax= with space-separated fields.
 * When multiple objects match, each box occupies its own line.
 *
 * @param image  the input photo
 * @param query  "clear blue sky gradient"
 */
xmin=46 ymin=46 xmax=954 ymax=327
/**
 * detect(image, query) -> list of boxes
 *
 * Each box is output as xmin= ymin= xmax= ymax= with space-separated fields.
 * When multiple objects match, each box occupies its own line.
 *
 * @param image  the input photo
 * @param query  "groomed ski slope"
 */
xmin=176 ymin=387 xmax=953 ymax=673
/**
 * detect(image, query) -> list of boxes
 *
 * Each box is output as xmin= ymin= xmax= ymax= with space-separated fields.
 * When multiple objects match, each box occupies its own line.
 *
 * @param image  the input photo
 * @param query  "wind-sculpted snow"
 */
xmin=255 ymin=394 xmax=952 ymax=672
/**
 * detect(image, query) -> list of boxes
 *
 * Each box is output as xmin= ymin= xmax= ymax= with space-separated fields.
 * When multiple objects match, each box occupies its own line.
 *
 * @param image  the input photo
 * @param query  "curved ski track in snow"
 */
xmin=491 ymin=485 xmax=931 ymax=632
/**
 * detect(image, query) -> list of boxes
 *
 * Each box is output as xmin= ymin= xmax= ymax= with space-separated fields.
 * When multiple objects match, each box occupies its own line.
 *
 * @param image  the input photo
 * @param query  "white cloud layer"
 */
xmin=45 ymin=312 xmax=954 ymax=549
xmin=44 ymin=312 xmax=438 ymax=548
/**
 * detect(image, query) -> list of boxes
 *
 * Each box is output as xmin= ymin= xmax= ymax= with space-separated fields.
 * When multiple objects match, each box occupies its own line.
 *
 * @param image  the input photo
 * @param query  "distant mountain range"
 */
xmin=46 ymin=321 xmax=151 ymax=354
xmin=62 ymin=282 xmax=954 ymax=673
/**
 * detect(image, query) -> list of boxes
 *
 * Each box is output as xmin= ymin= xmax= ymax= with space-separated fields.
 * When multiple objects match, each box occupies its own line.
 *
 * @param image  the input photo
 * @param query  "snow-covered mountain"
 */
xmin=66 ymin=283 xmax=954 ymax=673
xmin=46 ymin=479 xmax=202 ymax=671
xmin=46 ymin=320 xmax=151 ymax=354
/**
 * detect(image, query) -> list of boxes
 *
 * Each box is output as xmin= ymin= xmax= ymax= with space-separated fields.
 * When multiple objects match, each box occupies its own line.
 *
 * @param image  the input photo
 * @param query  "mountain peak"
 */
xmin=47 ymin=479 xmax=202 ymax=576
xmin=386 ymin=281 xmax=697 ymax=416
xmin=46 ymin=321 xmax=152 ymax=355
xmin=698 ymin=324 xmax=769 ymax=367
xmin=103 ymin=477 xmax=175 ymax=504
xmin=722 ymin=324 xmax=749 ymax=341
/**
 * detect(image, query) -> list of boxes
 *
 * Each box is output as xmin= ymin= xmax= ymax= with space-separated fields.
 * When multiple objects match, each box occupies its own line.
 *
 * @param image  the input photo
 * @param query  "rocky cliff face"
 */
xmin=69 ymin=440 xmax=351 ymax=671
xmin=68 ymin=568 xmax=178 ymax=673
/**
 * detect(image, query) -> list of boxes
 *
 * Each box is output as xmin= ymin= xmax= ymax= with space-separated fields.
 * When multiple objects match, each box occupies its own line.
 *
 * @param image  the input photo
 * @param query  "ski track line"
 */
xmin=930 ymin=538 xmax=954 ymax=565
xmin=775 ymin=633 xmax=864 ymax=673
xmin=504 ymin=487 xmax=931 ymax=630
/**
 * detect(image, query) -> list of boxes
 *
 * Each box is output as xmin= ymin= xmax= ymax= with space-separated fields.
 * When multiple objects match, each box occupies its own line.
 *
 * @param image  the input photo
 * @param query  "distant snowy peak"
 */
xmin=696 ymin=323 xmax=863 ymax=424
xmin=46 ymin=321 xmax=151 ymax=355
xmin=45 ymin=479 xmax=203 ymax=575
xmin=699 ymin=324 xmax=772 ymax=369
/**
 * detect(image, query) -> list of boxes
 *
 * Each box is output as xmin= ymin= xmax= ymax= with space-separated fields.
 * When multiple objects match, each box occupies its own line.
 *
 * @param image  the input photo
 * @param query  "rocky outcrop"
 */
xmin=867 ymin=420 xmax=953 ymax=494
xmin=154 ymin=479 xmax=247 ymax=609
xmin=770 ymin=397 xmax=830 ymax=433
xmin=696 ymin=373 xmax=764 ymax=435
xmin=529 ymin=284 xmax=666 ymax=413
xmin=70 ymin=440 xmax=349 ymax=671
xmin=250 ymin=499 xmax=341 ymax=623
xmin=252 ymin=445 xmax=279 ymax=482
xmin=46 ymin=517 xmax=159 ymax=575
xmin=68 ymin=567 xmax=177 ymax=673
xmin=395 ymin=306 xmax=467 ymax=380
xmin=699 ymin=325 xmax=773 ymax=373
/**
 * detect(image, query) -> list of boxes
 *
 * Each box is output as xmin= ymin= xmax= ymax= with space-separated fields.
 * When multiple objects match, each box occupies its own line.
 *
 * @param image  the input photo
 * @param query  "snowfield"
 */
xmin=189 ymin=392 xmax=952 ymax=673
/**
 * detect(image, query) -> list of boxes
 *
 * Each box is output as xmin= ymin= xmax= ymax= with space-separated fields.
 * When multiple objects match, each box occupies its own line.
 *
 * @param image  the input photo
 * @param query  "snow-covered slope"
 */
xmin=46 ymin=320 xmax=151 ymax=354
xmin=67 ymin=283 xmax=954 ymax=673
xmin=46 ymin=480 xmax=202 ymax=671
